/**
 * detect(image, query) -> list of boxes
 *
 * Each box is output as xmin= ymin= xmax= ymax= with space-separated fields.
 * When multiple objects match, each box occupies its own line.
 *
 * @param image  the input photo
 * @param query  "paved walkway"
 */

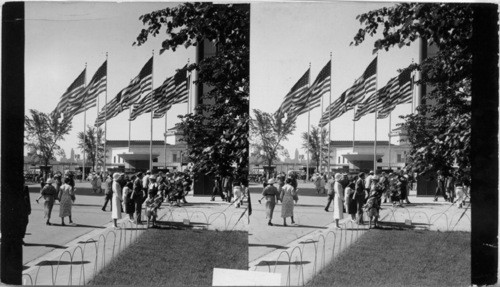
xmin=248 ymin=181 xmax=470 ymax=286
xmin=20 ymin=181 xmax=247 ymax=285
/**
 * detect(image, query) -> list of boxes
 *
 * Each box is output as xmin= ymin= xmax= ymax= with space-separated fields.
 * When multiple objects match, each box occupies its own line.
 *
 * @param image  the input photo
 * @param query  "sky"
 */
xmin=25 ymin=2 xmax=195 ymax=158
xmin=250 ymin=2 xmax=420 ymax=159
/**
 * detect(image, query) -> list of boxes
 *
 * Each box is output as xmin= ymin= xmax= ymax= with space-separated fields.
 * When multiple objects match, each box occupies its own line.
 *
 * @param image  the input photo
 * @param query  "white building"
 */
xmin=105 ymin=126 xmax=188 ymax=172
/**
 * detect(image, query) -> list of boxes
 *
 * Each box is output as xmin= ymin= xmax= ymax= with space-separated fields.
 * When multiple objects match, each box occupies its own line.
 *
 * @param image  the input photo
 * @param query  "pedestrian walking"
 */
xmin=122 ymin=180 xmax=135 ymax=223
xmin=434 ymin=170 xmax=448 ymax=202
xmin=324 ymin=174 xmax=335 ymax=212
xmin=133 ymin=172 xmax=144 ymax=224
xmin=262 ymin=179 xmax=279 ymax=226
xmin=111 ymin=173 xmax=123 ymax=228
xmin=344 ymin=182 xmax=356 ymax=221
xmin=354 ymin=172 xmax=366 ymax=225
xmin=37 ymin=178 xmax=57 ymax=225
xmin=96 ymin=173 xmax=103 ymax=193
xmin=102 ymin=174 xmax=113 ymax=211
xmin=280 ymin=178 xmax=297 ymax=226
xmin=333 ymin=173 xmax=344 ymax=228
xmin=21 ymin=182 xmax=31 ymax=245
xmin=211 ymin=175 xmax=223 ymax=201
xmin=58 ymin=177 xmax=76 ymax=226
xmin=446 ymin=174 xmax=455 ymax=203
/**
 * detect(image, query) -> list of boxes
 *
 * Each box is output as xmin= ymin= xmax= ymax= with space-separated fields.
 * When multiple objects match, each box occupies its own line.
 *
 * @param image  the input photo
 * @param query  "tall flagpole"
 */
xmin=373 ymin=55 xmax=378 ymax=173
xmin=128 ymin=105 xmax=132 ymax=152
xmin=95 ymin=91 xmax=99 ymax=172
xmin=82 ymin=63 xmax=87 ymax=182
xmin=187 ymin=58 xmax=190 ymax=114
xmin=327 ymin=52 xmax=332 ymax=174
xmin=306 ymin=62 xmax=311 ymax=181
xmin=320 ymin=92 xmax=323 ymax=173
xmin=164 ymin=111 xmax=167 ymax=168
xmin=149 ymin=51 xmax=154 ymax=171
xmin=103 ymin=53 xmax=108 ymax=173
xmin=352 ymin=78 xmax=357 ymax=152
xmin=388 ymin=112 xmax=392 ymax=170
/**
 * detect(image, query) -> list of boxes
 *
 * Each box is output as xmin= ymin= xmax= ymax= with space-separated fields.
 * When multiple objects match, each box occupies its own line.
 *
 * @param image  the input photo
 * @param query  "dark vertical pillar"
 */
xmin=1 ymin=2 xmax=25 ymax=284
xmin=471 ymin=3 xmax=499 ymax=285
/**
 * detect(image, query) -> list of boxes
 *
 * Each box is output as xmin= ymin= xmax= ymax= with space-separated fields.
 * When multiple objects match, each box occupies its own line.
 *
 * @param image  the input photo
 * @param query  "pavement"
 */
xmin=20 ymin=181 xmax=248 ymax=285
xmin=248 ymin=181 xmax=471 ymax=286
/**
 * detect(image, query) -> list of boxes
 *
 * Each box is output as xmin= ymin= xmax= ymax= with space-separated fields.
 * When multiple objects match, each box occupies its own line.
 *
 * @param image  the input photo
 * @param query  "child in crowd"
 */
xmin=145 ymin=191 xmax=163 ymax=228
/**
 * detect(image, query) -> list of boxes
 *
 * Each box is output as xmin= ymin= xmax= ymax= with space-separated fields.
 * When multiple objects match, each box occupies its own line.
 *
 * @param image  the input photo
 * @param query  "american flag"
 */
xmin=353 ymin=89 xmax=379 ymax=121
xmin=94 ymin=88 xmax=130 ymax=127
xmin=344 ymin=57 xmax=377 ymax=109
xmin=318 ymin=96 xmax=346 ymax=127
xmin=396 ymin=68 xmax=413 ymax=105
xmin=276 ymin=68 xmax=310 ymax=117
xmin=129 ymin=92 xmax=153 ymax=121
xmin=52 ymin=68 xmax=86 ymax=118
xmin=152 ymin=65 xmax=189 ymax=119
xmin=72 ymin=61 xmax=107 ymax=117
xmin=302 ymin=60 xmax=331 ymax=114
xmin=377 ymin=77 xmax=399 ymax=119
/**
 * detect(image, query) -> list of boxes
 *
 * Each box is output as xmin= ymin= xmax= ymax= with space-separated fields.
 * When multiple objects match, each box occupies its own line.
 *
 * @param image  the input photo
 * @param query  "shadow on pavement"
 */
xmin=24 ymin=243 xmax=67 ymax=249
xmin=256 ymin=260 xmax=311 ymax=266
xmin=36 ymin=260 xmax=91 ymax=266
xmin=248 ymin=243 xmax=288 ymax=249
xmin=293 ymin=224 xmax=328 ymax=229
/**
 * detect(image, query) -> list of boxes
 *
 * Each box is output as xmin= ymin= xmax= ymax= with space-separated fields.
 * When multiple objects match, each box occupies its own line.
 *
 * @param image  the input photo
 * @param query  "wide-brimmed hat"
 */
xmin=334 ymin=173 xmax=342 ymax=181
xmin=146 ymin=170 xmax=151 ymax=174
xmin=369 ymin=170 xmax=374 ymax=175
xmin=113 ymin=173 xmax=121 ymax=180
xmin=46 ymin=178 xmax=53 ymax=184
xmin=268 ymin=178 xmax=275 ymax=185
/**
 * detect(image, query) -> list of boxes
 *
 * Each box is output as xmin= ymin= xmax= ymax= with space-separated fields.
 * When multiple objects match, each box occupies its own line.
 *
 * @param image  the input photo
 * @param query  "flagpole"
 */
xmin=187 ymin=58 xmax=190 ymax=114
xmin=327 ymin=52 xmax=332 ymax=174
xmin=128 ymin=105 xmax=132 ymax=152
xmin=95 ymin=91 xmax=99 ymax=172
xmin=150 ymin=51 xmax=154 ymax=171
xmin=374 ymin=55 xmax=378 ymax=173
xmin=411 ymin=58 xmax=415 ymax=114
xmin=320 ymin=92 xmax=323 ymax=173
xmin=164 ymin=111 xmax=167 ymax=168
xmin=82 ymin=63 xmax=87 ymax=183
xmin=388 ymin=112 xmax=392 ymax=171
xmin=306 ymin=62 xmax=311 ymax=182
xmin=103 ymin=52 xmax=108 ymax=173
xmin=352 ymin=79 xmax=357 ymax=152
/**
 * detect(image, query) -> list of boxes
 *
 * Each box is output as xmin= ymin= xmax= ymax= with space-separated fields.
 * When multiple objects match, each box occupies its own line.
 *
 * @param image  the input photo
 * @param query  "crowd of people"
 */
xmin=210 ymin=175 xmax=249 ymax=208
xmin=259 ymin=171 xmax=299 ymax=226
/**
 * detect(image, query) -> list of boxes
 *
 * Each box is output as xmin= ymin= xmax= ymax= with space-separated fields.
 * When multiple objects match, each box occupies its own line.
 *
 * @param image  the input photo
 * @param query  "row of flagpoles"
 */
xmin=51 ymin=52 xmax=191 ymax=181
xmin=276 ymin=55 xmax=416 ymax=178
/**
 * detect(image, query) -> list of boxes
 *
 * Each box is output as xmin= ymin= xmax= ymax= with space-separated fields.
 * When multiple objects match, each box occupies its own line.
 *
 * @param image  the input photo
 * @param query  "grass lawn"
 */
xmin=89 ymin=226 xmax=248 ymax=286
xmin=307 ymin=229 xmax=470 ymax=286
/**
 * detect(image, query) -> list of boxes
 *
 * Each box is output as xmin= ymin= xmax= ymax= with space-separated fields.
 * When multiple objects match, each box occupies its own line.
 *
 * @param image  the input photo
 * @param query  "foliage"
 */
xmin=135 ymin=3 xmax=249 ymax=179
xmin=250 ymin=109 xmax=296 ymax=176
xmin=24 ymin=109 xmax=72 ymax=167
xmin=77 ymin=125 xmax=104 ymax=171
xmin=301 ymin=126 xmax=330 ymax=172
xmin=352 ymin=3 xmax=472 ymax=176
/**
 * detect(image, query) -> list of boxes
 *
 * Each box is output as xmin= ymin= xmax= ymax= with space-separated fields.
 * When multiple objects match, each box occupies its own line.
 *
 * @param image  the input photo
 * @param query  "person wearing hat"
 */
xmin=354 ymin=172 xmax=366 ymax=225
xmin=58 ymin=176 xmax=76 ymax=226
xmin=332 ymin=173 xmax=345 ymax=228
xmin=261 ymin=179 xmax=280 ymax=226
xmin=102 ymin=174 xmax=114 ymax=212
xmin=111 ymin=173 xmax=123 ymax=228
xmin=365 ymin=170 xmax=374 ymax=191
xmin=142 ymin=170 xmax=151 ymax=202
xmin=148 ymin=174 xmax=159 ymax=198
xmin=37 ymin=178 xmax=58 ymax=225
xmin=133 ymin=172 xmax=145 ymax=224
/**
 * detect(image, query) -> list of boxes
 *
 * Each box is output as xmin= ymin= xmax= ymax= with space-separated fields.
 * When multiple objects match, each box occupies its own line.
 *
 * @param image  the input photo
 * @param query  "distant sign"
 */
xmin=212 ymin=268 xmax=281 ymax=286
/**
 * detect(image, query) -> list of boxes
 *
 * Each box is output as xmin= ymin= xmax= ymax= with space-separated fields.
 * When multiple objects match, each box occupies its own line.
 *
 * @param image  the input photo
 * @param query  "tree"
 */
xmin=250 ymin=109 xmax=296 ymax=178
xmin=25 ymin=109 xmax=72 ymax=168
xmin=135 ymin=3 xmax=249 ymax=180
xmin=301 ymin=126 xmax=330 ymax=172
xmin=352 ymin=3 xmax=472 ymax=176
xmin=77 ymin=125 xmax=104 ymax=172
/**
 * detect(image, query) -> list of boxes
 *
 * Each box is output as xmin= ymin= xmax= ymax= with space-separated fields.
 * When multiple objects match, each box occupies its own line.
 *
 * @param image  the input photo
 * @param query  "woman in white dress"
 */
xmin=111 ymin=173 xmax=123 ymax=228
xmin=333 ymin=173 xmax=344 ymax=228
xmin=58 ymin=177 xmax=75 ymax=226
xmin=280 ymin=178 xmax=297 ymax=226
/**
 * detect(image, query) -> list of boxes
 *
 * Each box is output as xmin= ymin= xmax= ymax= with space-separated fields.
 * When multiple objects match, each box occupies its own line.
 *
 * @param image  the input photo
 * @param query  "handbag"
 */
xmin=292 ymin=192 xmax=299 ymax=201
xmin=70 ymin=193 xmax=76 ymax=202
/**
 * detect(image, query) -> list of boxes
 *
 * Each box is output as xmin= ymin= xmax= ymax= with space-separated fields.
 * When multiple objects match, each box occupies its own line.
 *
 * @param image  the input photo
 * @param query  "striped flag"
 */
xmin=276 ymin=68 xmax=310 ymax=117
xmin=353 ymin=90 xmax=379 ymax=121
xmin=129 ymin=92 xmax=153 ymax=121
xmin=377 ymin=77 xmax=399 ymax=119
xmin=344 ymin=57 xmax=377 ymax=109
xmin=72 ymin=61 xmax=107 ymax=117
xmin=301 ymin=60 xmax=331 ymax=114
xmin=396 ymin=68 xmax=413 ymax=104
xmin=94 ymin=89 xmax=126 ymax=127
xmin=152 ymin=65 xmax=189 ymax=119
xmin=118 ymin=57 xmax=153 ymax=113
xmin=52 ymin=68 xmax=86 ymax=118
xmin=318 ymin=96 xmax=346 ymax=127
